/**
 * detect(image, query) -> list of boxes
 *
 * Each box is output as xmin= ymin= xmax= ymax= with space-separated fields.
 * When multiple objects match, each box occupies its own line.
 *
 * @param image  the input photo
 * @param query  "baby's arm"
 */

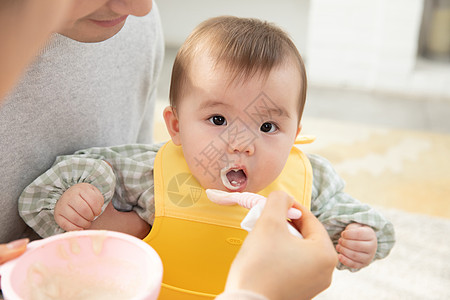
xmin=89 ymin=201 xmax=151 ymax=238
xmin=19 ymin=144 xmax=161 ymax=238
xmin=336 ymin=223 xmax=377 ymax=269
xmin=53 ymin=168 xmax=151 ymax=238
xmin=19 ymin=157 xmax=116 ymax=238
xmin=307 ymin=154 xmax=395 ymax=271
xmin=54 ymin=183 xmax=104 ymax=231
xmin=66 ymin=144 xmax=160 ymax=236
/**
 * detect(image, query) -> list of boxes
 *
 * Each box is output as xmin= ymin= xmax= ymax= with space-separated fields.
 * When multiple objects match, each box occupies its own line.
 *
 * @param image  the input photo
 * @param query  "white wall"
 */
xmin=306 ymin=0 xmax=450 ymax=99
xmin=157 ymin=0 xmax=450 ymax=100
xmin=158 ymin=0 xmax=311 ymax=54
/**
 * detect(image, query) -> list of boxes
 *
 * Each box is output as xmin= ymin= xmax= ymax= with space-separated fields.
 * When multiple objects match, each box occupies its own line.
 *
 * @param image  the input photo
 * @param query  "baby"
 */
xmin=20 ymin=16 xmax=394 ymax=277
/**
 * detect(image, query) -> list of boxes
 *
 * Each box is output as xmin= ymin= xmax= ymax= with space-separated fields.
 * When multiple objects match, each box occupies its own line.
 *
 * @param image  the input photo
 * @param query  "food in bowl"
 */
xmin=0 ymin=230 xmax=163 ymax=300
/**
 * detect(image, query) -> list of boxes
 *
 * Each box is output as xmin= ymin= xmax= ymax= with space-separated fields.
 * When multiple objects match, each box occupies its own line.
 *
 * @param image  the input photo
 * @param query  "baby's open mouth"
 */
xmin=220 ymin=167 xmax=247 ymax=191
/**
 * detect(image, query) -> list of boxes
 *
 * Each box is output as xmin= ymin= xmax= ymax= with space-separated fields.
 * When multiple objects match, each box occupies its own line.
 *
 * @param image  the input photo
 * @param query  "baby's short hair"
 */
xmin=169 ymin=16 xmax=307 ymax=121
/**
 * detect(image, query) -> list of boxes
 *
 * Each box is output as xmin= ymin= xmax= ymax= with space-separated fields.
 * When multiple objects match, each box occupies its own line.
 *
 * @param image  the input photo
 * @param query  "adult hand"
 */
xmin=0 ymin=239 xmax=29 ymax=265
xmin=224 ymin=191 xmax=338 ymax=300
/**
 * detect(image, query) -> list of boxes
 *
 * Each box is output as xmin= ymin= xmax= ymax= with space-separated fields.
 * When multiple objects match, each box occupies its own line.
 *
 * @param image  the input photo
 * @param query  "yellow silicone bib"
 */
xmin=143 ymin=140 xmax=312 ymax=299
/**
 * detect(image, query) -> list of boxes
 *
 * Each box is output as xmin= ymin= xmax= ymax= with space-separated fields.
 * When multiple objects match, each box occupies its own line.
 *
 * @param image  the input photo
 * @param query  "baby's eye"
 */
xmin=208 ymin=115 xmax=227 ymax=126
xmin=260 ymin=122 xmax=278 ymax=133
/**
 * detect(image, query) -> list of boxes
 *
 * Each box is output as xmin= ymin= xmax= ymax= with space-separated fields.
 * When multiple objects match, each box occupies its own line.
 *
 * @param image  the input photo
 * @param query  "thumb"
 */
xmin=257 ymin=191 xmax=294 ymax=229
xmin=0 ymin=238 xmax=29 ymax=265
xmin=292 ymin=204 xmax=330 ymax=241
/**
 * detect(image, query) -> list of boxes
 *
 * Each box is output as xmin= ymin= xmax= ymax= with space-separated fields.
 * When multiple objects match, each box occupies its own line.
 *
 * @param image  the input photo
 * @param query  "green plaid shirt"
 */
xmin=19 ymin=143 xmax=395 ymax=271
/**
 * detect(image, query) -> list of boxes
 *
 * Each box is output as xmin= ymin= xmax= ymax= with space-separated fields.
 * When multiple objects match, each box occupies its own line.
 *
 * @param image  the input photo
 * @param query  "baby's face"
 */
xmin=166 ymin=55 xmax=302 ymax=193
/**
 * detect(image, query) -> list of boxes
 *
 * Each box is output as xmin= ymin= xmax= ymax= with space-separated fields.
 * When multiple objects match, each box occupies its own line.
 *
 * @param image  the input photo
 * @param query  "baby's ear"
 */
xmin=163 ymin=106 xmax=181 ymax=145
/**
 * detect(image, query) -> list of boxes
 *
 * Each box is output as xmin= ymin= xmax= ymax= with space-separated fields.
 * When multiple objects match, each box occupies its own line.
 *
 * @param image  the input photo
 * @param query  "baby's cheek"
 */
xmin=254 ymin=163 xmax=283 ymax=191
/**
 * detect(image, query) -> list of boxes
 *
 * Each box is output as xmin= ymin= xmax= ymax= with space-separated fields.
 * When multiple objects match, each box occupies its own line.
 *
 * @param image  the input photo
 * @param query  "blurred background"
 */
xmin=155 ymin=1 xmax=450 ymax=299
xmin=157 ymin=0 xmax=450 ymax=132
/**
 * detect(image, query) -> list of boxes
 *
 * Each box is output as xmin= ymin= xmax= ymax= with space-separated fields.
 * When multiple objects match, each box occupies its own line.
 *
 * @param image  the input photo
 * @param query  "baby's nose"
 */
xmin=227 ymin=139 xmax=255 ymax=155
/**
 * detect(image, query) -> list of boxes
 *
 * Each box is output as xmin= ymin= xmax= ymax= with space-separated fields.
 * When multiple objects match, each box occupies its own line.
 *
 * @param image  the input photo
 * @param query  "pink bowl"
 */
xmin=0 ymin=230 xmax=163 ymax=300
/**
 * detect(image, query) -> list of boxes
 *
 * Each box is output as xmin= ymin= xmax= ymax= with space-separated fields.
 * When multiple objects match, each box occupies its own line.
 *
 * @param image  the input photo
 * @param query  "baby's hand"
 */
xmin=54 ymin=183 xmax=104 ymax=231
xmin=336 ymin=223 xmax=377 ymax=269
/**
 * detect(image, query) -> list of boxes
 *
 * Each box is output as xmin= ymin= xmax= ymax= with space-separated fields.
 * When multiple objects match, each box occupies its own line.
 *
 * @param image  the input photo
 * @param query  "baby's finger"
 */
xmin=79 ymin=185 xmax=104 ymax=218
xmin=55 ymin=205 xmax=92 ymax=230
xmin=337 ymin=252 xmax=366 ymax=270
xmin=70 ymin=194 xmax=98 ymax=221
xmin=342 ymin=225 xmax=375 ymax=241
xmin=336 ymin=244 xmax=369 ymax=268
xmin=55 ymin=214 xmax=85 ymax=232
xmin=345 ymin=223 xmax=363 ymax=230
xmin=338 ymin=238 xmax=375 ymax=254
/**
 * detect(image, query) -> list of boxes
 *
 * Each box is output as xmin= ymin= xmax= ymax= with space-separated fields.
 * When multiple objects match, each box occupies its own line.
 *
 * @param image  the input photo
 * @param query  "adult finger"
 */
xmin=256 ymin=191 xmax=294 ymax=231
xmin=0 ymin=239 xmax=29 ymax=265
xmin=292 ymin=204 xmax=330 ymax=241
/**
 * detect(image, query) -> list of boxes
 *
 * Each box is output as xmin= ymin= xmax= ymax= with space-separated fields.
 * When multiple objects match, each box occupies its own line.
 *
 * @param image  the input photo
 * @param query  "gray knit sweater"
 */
xmin=0 ymin=5 xmax=164 ymax=243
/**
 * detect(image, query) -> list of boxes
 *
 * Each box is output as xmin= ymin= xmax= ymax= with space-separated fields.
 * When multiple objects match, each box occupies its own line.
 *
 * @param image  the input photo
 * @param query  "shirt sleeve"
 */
xmin=19 ymin=143 xmax=162 ymax=238
xmin=308 ymin=153 xmax=396 ymax=271
xmin=74 ymin=143 xmax=162 ymax=225
xmin=19 ymin=157 xmax=116 ymax=238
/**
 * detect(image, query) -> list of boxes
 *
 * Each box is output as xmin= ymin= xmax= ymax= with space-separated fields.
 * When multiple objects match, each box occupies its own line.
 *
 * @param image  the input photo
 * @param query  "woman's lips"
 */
xmin=90 ymin=15 xmax=129 ymax=28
